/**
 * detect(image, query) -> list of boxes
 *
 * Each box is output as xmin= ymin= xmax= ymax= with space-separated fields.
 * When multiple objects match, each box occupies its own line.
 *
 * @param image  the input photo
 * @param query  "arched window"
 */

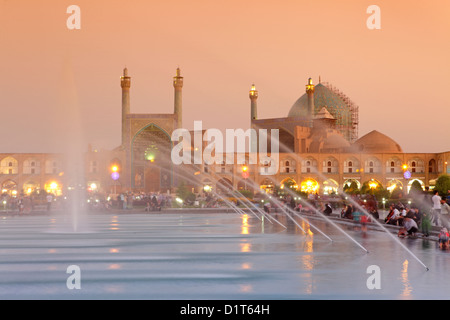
xmin=45 ymin=160 xmax=60 ymax=174
xmin=344 ymin=158 xmax=359 ymax=174
xmin=280 ymin=159 xmax=296 ymax=174
xmin=23 ymin=159 xmax=41 ymax=175
xmin=1 ymin=157 xmax=18 ymax=175
xmin=386 ymin=158 xmax=402 ymax=174
xmin=302 ymin=158 xmax=317 ymax=174
xmin=323 ymin=157 xmax=338 ymax=174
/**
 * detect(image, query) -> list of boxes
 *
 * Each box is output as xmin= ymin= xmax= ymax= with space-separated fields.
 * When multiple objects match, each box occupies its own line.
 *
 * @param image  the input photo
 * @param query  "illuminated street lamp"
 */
xmin=241 ymin=165 xmax=249 ymax=190
xmin=111 ymin=165 xmax=120 ymax=194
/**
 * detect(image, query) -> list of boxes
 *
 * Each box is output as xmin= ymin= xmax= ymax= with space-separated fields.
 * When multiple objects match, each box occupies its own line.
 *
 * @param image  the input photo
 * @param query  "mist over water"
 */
xmin=54 ymin=56 xmax=88 ymax=232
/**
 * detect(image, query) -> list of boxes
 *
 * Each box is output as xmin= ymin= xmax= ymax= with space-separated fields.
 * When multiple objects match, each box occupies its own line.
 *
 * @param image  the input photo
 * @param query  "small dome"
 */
xmin=352 ymin=130 xmax=403 ymax=153
xmin=323 ymin=133 xmax=351 ymax=151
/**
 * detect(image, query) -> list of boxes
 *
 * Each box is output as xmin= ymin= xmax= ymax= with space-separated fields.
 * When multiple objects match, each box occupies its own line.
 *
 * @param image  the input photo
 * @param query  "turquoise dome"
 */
xmin=288 ymin=83 xmax=349 ymax=119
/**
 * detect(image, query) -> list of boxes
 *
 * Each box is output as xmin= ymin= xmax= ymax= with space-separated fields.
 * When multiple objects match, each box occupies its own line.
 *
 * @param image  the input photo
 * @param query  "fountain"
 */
xmin=53 ymin=56 xmax=89 ymax=233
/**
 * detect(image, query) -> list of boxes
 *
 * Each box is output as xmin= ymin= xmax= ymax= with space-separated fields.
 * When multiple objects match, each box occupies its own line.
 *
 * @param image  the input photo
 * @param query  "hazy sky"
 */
xmin=0 ymin=0 xmax=449 ymax=153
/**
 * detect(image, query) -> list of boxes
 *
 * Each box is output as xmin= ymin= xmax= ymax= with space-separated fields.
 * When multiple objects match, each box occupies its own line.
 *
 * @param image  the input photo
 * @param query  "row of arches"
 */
xmin=0 ymin=179 xmax=63 ymax=196
xmin=0 ymin=157 xmax=61 ymax=175
xmin=205 ymin=177 xmax=426 ymax=195
xmin=278 ymin=157 xmax=444 ymax=174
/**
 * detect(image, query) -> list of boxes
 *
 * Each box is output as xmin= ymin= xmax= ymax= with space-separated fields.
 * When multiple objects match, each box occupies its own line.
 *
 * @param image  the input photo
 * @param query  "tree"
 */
xmin=435 ymin=174 xmax=450 ymax=196
xmin=238 ymin=189 xmax=253 ymax=199
xmin=343 ymin=181 xmax=359 ymax=195
xmin=176 ymin=181 xmax=195 ymax=203
xmin=409 ymin=180 xmax=423 ymax=195
xmin=391 ymin=187 xmax=403 ymax=199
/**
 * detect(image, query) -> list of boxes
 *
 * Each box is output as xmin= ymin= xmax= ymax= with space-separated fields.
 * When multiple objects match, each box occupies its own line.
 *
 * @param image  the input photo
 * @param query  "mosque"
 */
xmin=0 ymin=68 xmax=448 ymax=198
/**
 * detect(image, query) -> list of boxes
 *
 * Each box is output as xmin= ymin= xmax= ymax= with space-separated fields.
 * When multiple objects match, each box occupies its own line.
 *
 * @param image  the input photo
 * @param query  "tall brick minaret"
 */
xmin=120 ymin=67 xmax=131 ymax=146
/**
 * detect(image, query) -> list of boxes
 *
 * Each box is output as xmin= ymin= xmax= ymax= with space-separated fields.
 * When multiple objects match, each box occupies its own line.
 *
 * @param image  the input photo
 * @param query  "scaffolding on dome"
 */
xmin=321 ymin=81 xmax=359 ymax=143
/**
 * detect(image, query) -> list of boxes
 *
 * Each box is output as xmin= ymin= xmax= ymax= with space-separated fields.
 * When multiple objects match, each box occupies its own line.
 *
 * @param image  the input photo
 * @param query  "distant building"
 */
xmin=0 ymin=70 xmax=448 ymax=197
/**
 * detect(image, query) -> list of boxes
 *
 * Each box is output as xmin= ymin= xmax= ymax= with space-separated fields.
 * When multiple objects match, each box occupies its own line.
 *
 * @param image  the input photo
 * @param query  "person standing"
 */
xmin=440 ymin=198 xmax=450 ymax=228
xmin=46 ymin=193 xmax=53 ymax=212
xmin=431 ymin=190 xmax=442 ymax=226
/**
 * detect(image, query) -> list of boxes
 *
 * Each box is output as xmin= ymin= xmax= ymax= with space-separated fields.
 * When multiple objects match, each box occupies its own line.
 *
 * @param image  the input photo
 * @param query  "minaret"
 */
xmin=305 ymin=77 xmax=315 ymax=121
xmin=121 ymin=67 xmax=131 ymax=146
xmin=249 ymin=84 xmax=258 ymax=121
xmin=173 ymin=68 xmax=183 ymax=129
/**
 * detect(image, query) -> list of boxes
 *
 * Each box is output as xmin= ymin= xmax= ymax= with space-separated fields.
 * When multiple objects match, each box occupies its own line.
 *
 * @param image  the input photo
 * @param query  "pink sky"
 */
xmin=0 ymin=0 xmax=449 ymax=153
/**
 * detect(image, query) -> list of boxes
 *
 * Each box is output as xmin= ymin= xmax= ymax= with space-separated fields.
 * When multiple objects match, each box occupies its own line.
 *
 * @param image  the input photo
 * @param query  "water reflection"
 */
xmin=400 ymin=259 xmax=413 ymax=298
xmin=239 ymin=284 xmax=253 ymax=293
xmin=240 ymin=242 xmax=251 ymax=253
xmin=241 ymin=263 xmax=252 ymax=270
xmin=110 ymin=216 xmax=119 ymax=230
xmin=108 ymin=264 xmax=121 ymax=270
xmin=300 ymin=220 xmax=315 ymax=295
xmin=241 ymin=214 xmax=249 ymax=235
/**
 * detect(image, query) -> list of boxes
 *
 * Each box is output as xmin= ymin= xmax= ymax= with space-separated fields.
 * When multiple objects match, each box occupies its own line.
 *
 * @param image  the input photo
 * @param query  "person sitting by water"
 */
xmin=439 ymin=227 xmax=449 ymax=250
xmin=396 ymin=205 xmax=407 ymax=226
xmin=323 ymin=203 xmax=332 ymax=216
xmin=398 ymin=217 xmax=419 ymax=238
xmin=341 ymin=204 xmax=353 ymax=220
xmin=385 ymin=204 xmax=401 ymax=225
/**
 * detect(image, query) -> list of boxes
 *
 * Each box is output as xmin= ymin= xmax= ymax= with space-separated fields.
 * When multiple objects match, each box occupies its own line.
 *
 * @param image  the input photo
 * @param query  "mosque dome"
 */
xmin=323 ymin=133 xmax=351 ymax=151
xmin=288 ymin=83 xmax=348 ymax=118
xmin=352 ymin=130 xmax=403 ymax=153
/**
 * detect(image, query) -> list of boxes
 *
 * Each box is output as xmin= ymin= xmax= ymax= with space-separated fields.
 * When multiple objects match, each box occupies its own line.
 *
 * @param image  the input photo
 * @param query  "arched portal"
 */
xmin=280 ymin=177 xmax=298 ymax=190
xmin=343 ymin=179 xmax=361 ymax=194
xmin=216 ymin=178 xmax=233 ymax=194
xmin=1 ymin=180 xmax=17 ymax=196
xmin=23 ymin=181 xmax=40 ymax=195
xmin=386 ymin=179 xmax=403 ymax=193
xmin=323 ymin=179 xmax=338 ymax=195
xmin=407 ymin=179 xmax=424 ymax=193
xmin=260 ymin=178 xmax=276 ymax=194
xmin=131 ymin=124 xmax=173 ymax=193
xmin=300 ymin=178 xmax=319 ymax=194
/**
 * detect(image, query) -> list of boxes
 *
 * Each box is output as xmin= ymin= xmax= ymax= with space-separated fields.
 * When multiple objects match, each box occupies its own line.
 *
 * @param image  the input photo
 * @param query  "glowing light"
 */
xmin=387 ymin=184 xmax=397 ymax=192
xmin=402 ymin=164 xmax=408 ymax=170
xmin=300 ymin=179 xmax=319 ymax=193
xmin=404 ymin=170 xmax=412 ymax=179
xmin=49 ymin=182 xmax=58 ymax=190
xmin=111 ymin=172 xmax=120 ymax=180
xmin=176 ymin=197 xmax=183 ymax=204
xmin=203 ymin=185 xmax=212 ymax=192
xmin=369 ymin=181 xmax=378 ymax=189
xmin=90 ymin=183 xmax=97 ymax=190
xmin=241 ymin=214 xmax=249 ymax=235
xmin=111 ymin=165 xmax=119 ymax=172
